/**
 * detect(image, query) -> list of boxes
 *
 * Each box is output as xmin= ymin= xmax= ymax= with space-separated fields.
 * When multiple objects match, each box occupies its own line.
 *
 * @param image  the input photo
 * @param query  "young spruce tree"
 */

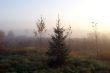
xmin=47 ymin=16 xmax=69 ymax=67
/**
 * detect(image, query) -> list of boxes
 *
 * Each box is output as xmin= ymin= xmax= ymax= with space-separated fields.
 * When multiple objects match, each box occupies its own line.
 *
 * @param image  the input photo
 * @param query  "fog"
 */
xmin=1 ymin=0 xmax=110 ymax=37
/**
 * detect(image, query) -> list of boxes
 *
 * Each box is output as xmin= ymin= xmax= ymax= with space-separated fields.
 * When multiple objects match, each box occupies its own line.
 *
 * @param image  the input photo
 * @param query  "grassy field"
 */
xmin=0 ymin=48 xmax=110 ymax=73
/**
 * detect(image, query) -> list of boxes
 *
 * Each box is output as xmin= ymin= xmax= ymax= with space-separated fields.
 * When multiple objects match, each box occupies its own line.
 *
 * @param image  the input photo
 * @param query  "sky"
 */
xmin=0 ymin=0 xmax=110 ymax=37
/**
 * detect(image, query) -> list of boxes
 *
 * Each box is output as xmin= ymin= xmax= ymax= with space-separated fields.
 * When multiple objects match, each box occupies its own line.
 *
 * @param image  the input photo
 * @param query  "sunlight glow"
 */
xmin=0 ymin=0 xmax=110 ymax=36
xmin=61 ymin=0 xmax=110 ymax=34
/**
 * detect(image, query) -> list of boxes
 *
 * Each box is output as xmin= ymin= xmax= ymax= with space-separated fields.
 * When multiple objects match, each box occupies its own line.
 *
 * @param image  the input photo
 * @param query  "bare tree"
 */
xmin=92 ymin=22 xmax=99 ymax=58
xmin=34 ymin=16 xmax=46 ymax=51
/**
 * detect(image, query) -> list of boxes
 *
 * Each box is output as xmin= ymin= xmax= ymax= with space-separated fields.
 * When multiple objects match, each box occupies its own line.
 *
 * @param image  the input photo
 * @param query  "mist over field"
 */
xmin=0 ymin=0 xmax=110 ymax=73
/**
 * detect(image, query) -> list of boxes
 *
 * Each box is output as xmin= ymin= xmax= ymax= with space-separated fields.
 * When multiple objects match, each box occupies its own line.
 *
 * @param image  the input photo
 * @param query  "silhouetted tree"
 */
xmin=0 ymin=30 xmax=6 ymax=53
xmin=34 ymin=16 xmax=46 ymax=38
xmin=47 ymin=16 xmax=69 ymax=67
xmin=6 ymin=30 xmax=16 ymax=49
xmin=92 ymin=22 xmax=99 ymax=58
xmin=34 ymin=16 xmax=46 ymax=50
